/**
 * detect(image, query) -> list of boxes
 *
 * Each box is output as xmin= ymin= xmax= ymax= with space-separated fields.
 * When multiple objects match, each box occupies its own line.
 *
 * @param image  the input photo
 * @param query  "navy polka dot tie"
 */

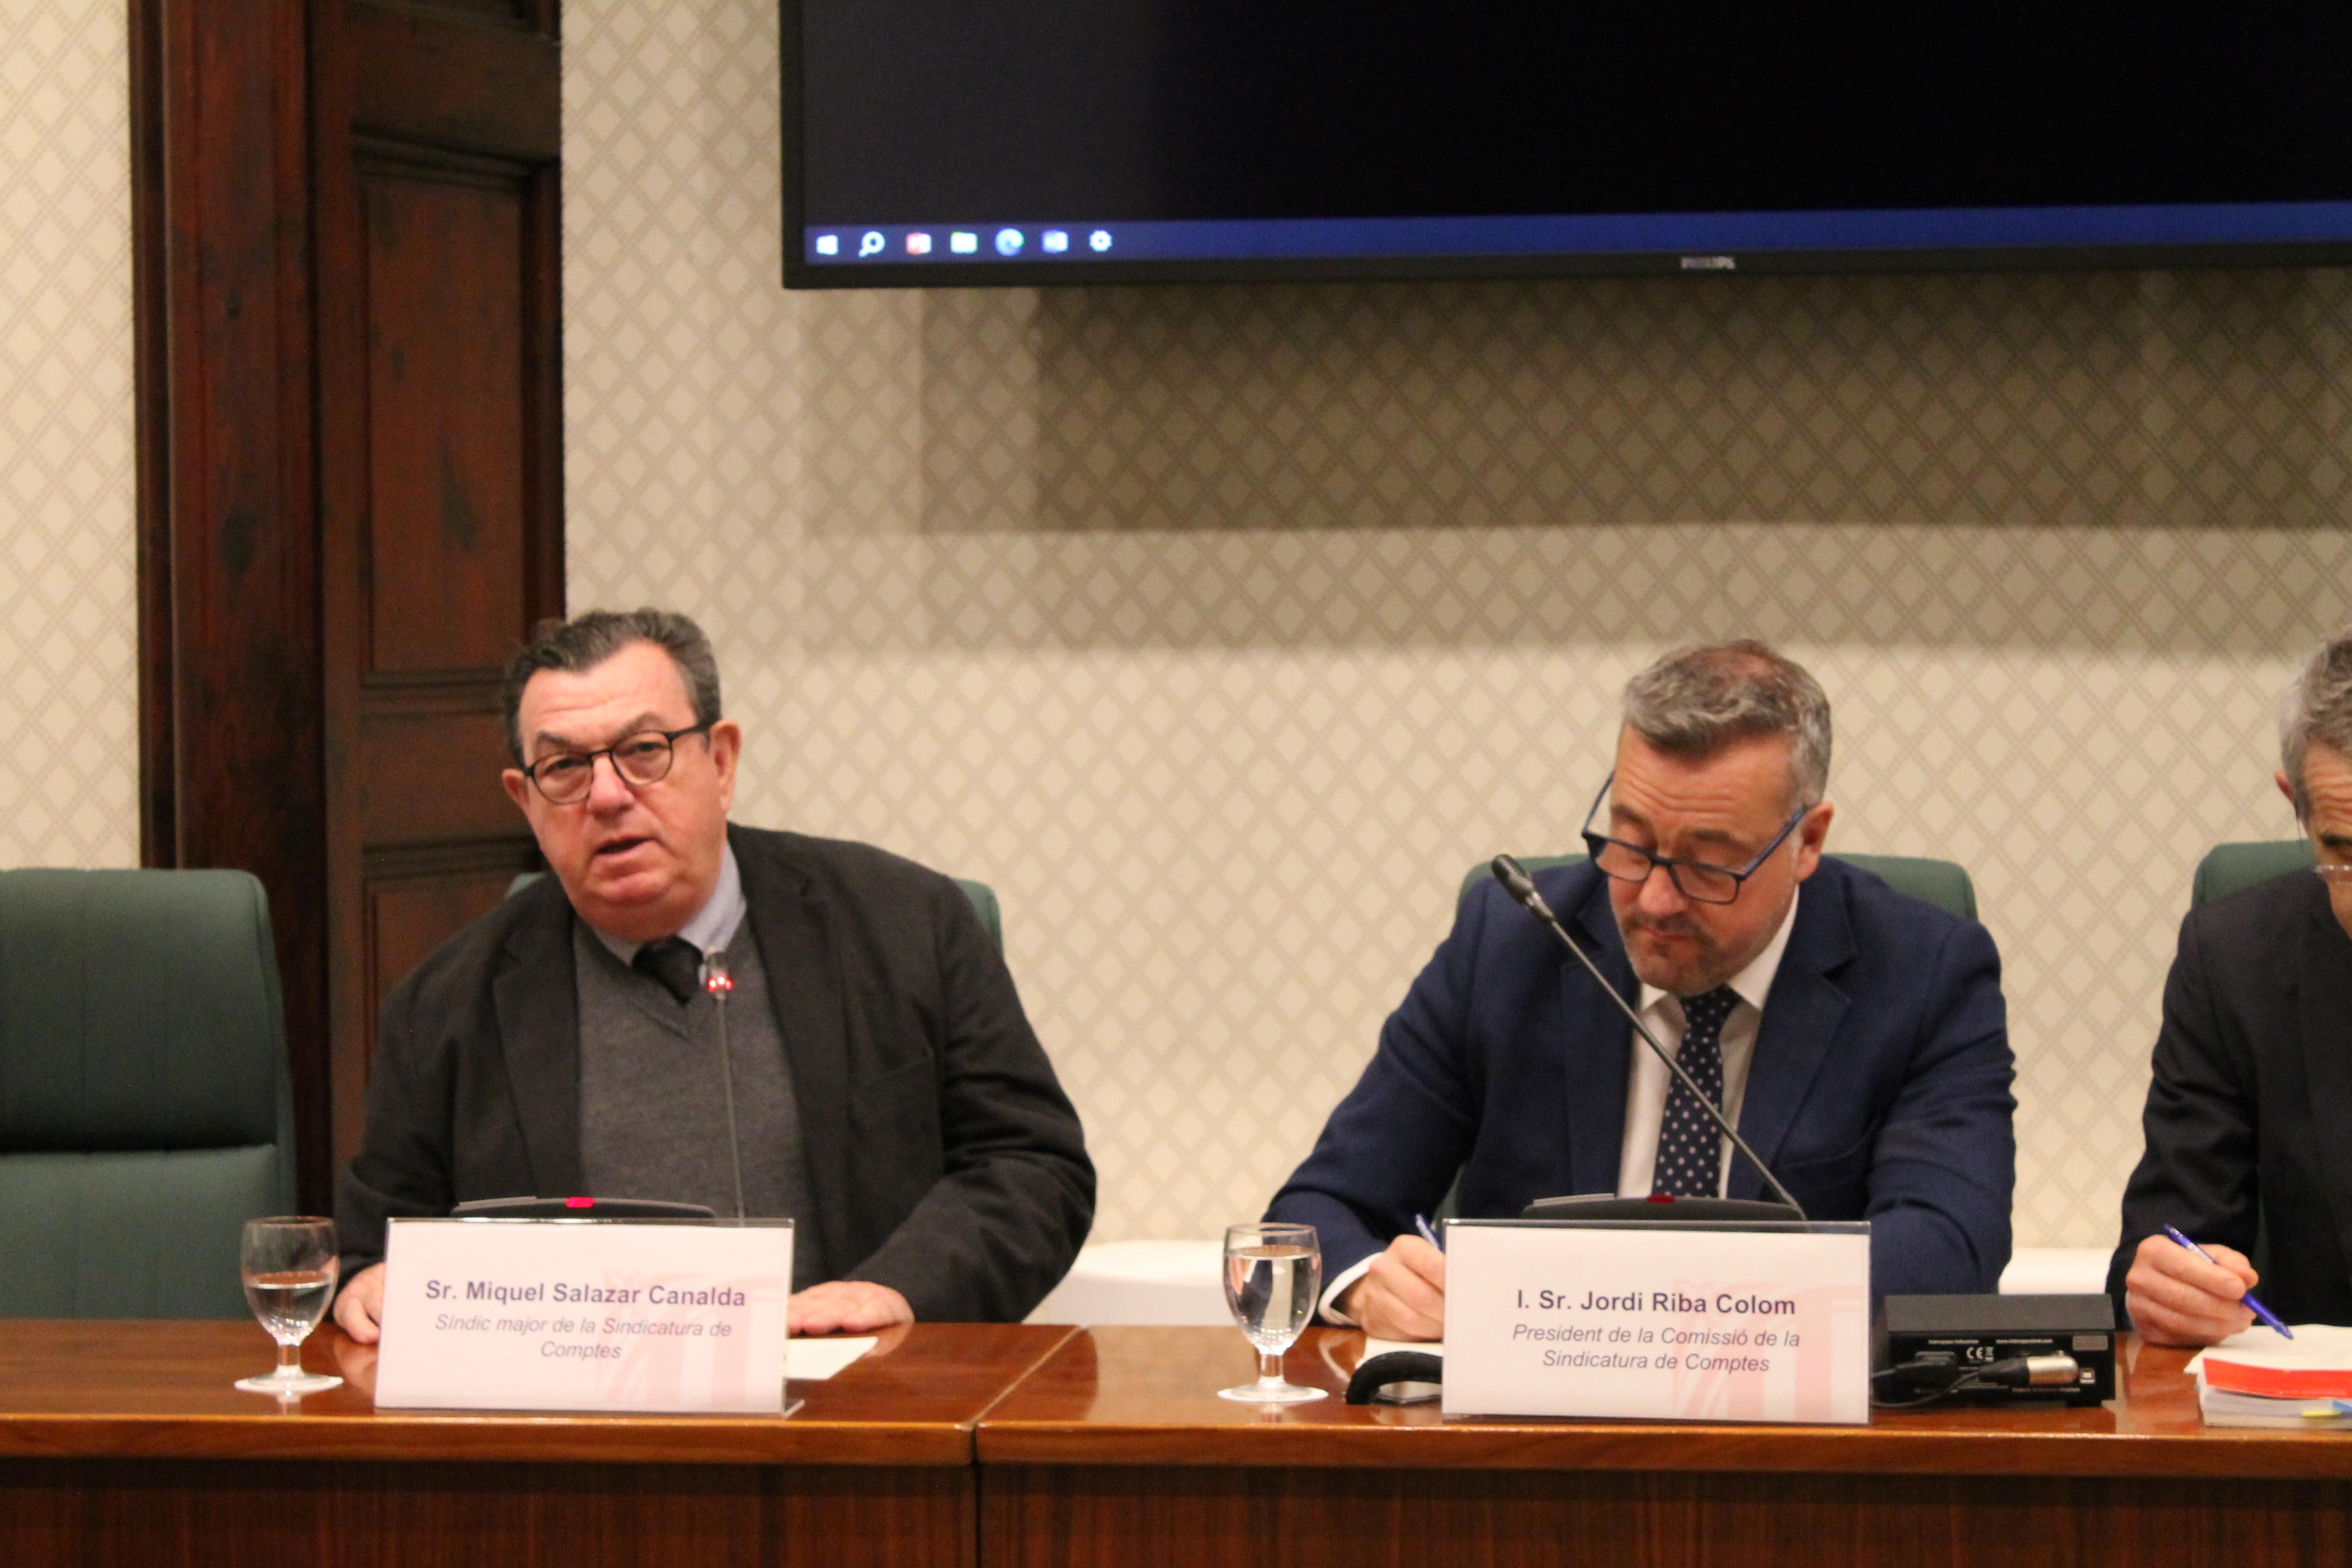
xmin=1652 ymin=986 xmax=1738 ymax=1199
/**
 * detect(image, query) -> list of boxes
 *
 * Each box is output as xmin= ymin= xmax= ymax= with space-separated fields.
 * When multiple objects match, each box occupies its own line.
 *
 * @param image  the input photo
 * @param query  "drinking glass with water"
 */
xmin=1217 ymin=1221 xmax=1326 ymax=1404
xmin=234 ymin=1216 xmax=345 ymax=1397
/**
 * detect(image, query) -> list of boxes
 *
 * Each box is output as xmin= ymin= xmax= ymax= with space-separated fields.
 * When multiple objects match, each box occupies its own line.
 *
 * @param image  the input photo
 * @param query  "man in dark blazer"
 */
xmin=2110 ymin=630 xmax=2352 ymax=1344
xmin=1269 ymin=643 xmax=2016 ymax=1340
xmin=333 ymin=609 xmax=1092 ymax=1338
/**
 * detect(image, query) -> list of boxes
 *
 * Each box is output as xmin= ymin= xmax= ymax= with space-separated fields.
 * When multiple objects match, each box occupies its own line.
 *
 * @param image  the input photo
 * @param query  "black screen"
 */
xmin=786 ymin=4 xmax=2352 ymax=285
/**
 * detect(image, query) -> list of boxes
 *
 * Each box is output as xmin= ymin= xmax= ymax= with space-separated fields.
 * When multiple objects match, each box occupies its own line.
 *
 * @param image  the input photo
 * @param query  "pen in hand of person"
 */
xmin=2163 ymin=1224 xmax=2291 ymax=1339
xmin=1414 ymin=1213 xmax=1445 ymax=1253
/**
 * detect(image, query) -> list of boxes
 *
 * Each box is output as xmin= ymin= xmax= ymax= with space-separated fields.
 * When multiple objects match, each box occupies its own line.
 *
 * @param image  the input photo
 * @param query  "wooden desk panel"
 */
xmin=0 ymin=1319 xmax=1074 ymax=1568
xmin=976 ymin=1328 xmax=2352 ymax=1568
xmin=4 ymin=1456 xmax=967 ymax=1568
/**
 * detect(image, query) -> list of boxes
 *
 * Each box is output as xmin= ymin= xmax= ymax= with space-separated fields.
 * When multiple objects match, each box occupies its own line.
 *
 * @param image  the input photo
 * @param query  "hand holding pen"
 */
xmin=2125 ymin=1226 xmax=2291 ymax=1346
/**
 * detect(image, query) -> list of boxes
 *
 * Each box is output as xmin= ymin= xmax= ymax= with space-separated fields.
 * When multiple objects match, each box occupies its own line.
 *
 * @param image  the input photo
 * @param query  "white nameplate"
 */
xmin=374 ymin=1218 xmax=792 ymax=1413
xmin=1441 ymin=1219 xmax=1871 ymax=1424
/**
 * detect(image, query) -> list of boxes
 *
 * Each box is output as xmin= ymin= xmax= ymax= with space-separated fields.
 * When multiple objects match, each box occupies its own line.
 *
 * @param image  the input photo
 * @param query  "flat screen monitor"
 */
xmin=783 ymin=5 xmax=2352 ymax=287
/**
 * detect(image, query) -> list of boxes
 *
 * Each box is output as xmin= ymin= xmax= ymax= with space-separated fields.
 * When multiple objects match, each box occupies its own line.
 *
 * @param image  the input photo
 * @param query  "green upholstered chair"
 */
xmin=1458 ymin=852 xmax=1978 ymax=922
xmin=955 ymin=879 xmax=1003 ymax=955
xmin=2191 ymin=840 xmax=2314 ymax=907
xmin=505 ymin=870 xmax=1005 ymax=953
xmin=0 ymin=869 xmax=297 ymax=1319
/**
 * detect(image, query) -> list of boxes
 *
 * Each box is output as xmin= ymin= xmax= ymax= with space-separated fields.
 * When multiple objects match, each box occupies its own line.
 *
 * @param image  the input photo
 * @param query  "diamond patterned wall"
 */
xmin=0 ymin=1 xmax=137 ymax=870
xmin=565 ymin=0 xmax=2352 ymax=1251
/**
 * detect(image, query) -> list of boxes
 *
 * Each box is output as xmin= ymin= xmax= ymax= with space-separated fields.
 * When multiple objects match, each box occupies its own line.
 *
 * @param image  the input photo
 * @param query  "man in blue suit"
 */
xmin=1269 ymin=641 xmax=2016 ymax=1340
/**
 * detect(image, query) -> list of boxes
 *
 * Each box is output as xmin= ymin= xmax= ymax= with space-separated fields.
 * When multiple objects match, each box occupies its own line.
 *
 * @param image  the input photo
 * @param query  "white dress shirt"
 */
xmin=1614 ymin=888 xmax=1799 ymax=1198
xmin=1320 ymin=889 xmax=1801 ymax=1326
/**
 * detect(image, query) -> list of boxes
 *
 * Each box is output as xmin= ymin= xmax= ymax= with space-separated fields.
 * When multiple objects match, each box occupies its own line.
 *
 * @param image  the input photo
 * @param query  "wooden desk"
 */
xmin=0 ymin=1319 xmax=1073 ymax=1568
xmin=976 ymin=1327 xmax=2352 ymax=1568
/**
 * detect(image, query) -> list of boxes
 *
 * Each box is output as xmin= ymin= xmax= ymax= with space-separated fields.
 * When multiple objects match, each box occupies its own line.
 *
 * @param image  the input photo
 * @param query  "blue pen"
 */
xmin=1414 ymin=1213 xmax=1445 ymax=1252
xmin=2163 ymin=1224 xmax=2291 ymax=1339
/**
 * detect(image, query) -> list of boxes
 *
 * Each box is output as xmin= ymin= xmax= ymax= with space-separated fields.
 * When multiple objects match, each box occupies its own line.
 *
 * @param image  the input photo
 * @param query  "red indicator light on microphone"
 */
xmin=564 ymin=1196 xmax=594 ymax=1209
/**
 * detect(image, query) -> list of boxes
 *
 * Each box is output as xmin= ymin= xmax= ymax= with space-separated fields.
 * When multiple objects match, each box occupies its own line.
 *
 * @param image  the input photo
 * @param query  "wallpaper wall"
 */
xmin=0 ymin=0 xmax=138 ymax=869
xmin=563 ymin=0 xmax=2352 ymax=1250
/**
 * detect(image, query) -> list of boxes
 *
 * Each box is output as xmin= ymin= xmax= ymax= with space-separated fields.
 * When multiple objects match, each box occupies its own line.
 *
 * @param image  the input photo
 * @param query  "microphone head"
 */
xmin=1489 ymin=854 xmax=1554 ymax=920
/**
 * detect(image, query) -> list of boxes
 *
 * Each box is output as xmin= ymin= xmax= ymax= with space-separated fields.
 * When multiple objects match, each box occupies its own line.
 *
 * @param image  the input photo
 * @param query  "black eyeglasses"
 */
xmin=1577 ymin=772 xmax=1809 ymax=906
xmin=518 ymin=723 xmax=713 ymax=805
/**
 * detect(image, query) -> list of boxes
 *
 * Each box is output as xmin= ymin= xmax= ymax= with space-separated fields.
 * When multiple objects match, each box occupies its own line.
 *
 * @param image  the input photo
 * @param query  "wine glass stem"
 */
xmin=277 ymin=1341 xmax=302 ymax=1379
xmin=1258 ymin=1350 xmax=1283 ymax=1387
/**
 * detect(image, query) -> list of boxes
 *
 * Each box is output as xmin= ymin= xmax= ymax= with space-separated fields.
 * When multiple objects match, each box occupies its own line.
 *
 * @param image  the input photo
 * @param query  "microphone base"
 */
xmin=1519 ymin=1194 xmax=1806 ymax=1224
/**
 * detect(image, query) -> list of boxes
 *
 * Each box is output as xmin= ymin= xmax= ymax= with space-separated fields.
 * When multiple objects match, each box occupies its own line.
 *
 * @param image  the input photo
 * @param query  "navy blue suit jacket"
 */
xmin=1268 ymin=856 xmax=2016 ymax=1300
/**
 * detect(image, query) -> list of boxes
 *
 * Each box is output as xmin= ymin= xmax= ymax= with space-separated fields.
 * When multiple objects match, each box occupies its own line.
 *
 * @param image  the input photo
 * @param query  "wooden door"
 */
xmin=313 ymin=1 xmax=565 ymax=1175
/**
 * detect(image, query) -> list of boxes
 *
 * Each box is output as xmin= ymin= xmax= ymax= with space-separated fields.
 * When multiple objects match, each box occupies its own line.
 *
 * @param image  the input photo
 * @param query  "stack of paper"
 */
xmin=2188 ymin=1322 xmax=2352 ymax=1428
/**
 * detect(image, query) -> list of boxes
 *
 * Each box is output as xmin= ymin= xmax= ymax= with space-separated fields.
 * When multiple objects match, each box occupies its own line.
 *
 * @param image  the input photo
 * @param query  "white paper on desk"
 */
xmin=1363 ymin=1336 xmax=1444 ymax=1360
xmin=786 ymin=1336 xmax=876 ymax=1380
xmin=2186 ymin=1321 xmax=2352 ymax=1376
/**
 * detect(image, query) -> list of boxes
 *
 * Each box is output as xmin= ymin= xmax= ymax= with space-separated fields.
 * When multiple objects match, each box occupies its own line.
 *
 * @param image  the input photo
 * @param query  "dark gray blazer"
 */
xmin=2109 ymin=870 xmax=2352 ymax=1327
xmin=335 ymin=825 xmax=1095 ymax=1323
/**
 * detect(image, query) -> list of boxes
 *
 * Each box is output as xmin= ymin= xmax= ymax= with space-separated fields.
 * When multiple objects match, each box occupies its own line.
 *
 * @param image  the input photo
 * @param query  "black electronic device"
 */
xmin=449 ymin=1197 xmax=718 ymax=1221
xmin=1876 ymin=1294 xmax=2115 ymax=1407
xmin=786 ymin=4 xmax=2352 ymax=287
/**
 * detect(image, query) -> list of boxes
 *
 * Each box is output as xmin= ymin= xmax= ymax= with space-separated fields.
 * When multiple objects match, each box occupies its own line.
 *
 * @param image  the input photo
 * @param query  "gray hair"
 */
xmin=501 ymin=608 xmax=723 ymax=765
xmin=2279 ymin=629 xmax=2352 ymax=820
xmin=1621 ymin=640 xmax=1832 ymax=810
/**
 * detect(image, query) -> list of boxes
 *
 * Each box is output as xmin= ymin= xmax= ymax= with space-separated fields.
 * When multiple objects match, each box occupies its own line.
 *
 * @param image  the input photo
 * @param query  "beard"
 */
xmin=1613 ymin=880 xmax=1795 ymax=998
xmin=1616 ymin=911 xmax=1735 ymax=997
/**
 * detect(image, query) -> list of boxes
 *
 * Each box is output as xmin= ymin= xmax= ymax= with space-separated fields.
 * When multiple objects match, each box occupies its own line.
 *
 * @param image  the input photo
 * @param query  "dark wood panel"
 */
xmin=357 ymin=705 xmax=520 ymax=845
xmin=979 ymin=1464 xmax=2352 ymax=1568
xmin=135 ymin=0 xmax=333 ymax=1208
xmin=361 ymin=167 xmax=533 ymax=677
xmin=130 ymin=0 xmax=173 ymax=867
xmin=388 ymin=1 xmax=540 ymax=37
xmin=1 ymin=1458 xmax=973 ymax=1568
xmin=351 ymin=2 xmax=560 ymax=159
xmin=360 ymin=862 xmax=522 ymax=1077
xmin=366 ymin=865 xmax=520 ymax=1009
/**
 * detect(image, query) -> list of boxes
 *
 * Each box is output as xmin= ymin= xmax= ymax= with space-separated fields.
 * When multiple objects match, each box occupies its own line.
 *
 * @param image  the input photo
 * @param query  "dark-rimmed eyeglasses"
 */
xmin=518 ymin=723 xmax=712 ymax=805
xmin=1577 ymin=771 xmax=1809 ymax=906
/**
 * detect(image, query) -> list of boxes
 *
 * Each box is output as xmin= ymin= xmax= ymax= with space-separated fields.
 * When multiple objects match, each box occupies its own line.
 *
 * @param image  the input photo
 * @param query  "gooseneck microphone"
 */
xmin=703 ymin=950 xmax=749 ymax=1220
xmin=1488 ymin=854 xmax=1808 ymax=1221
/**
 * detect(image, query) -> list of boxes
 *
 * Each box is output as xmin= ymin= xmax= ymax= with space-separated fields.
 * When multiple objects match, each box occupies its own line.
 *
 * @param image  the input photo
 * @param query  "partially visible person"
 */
xmin=1269 ymin=641 xmax=2017 ymax=1340
xmin=2111 ymin=630 xmax=2352 ymax=1345
xmin=333 ymin=609 xmax=1092 ymax=1341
